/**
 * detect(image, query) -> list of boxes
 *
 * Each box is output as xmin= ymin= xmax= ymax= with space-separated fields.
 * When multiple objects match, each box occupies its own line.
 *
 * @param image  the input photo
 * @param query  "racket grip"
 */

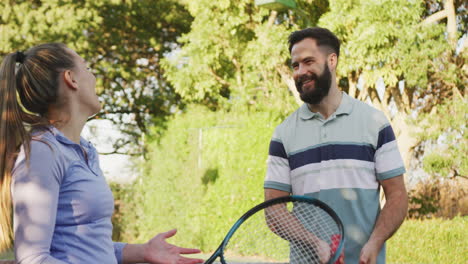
xmin=330 ymin=234 xmax=345 ymax=264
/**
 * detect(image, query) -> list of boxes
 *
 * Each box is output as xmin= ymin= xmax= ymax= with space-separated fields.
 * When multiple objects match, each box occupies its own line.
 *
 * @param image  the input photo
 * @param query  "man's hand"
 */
xmin=315 ymin=238 xmax=331 ymax=264
xmin=359 ymin=241 xmax=380 ymax=264
xmin=359 ymin=175 xmax=407 ymax=264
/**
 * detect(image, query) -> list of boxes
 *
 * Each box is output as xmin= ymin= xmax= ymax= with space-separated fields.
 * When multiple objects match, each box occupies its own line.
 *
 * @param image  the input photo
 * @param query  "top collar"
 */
xmin=49 ymin=126 xmax=90 ymax=148
xmin=299 ymin=92 xmax=354 ymax=120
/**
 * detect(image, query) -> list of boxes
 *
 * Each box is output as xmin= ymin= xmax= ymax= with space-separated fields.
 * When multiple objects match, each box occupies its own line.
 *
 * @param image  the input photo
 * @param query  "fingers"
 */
xmin=178 ymin=256 xmax=204 ymax=264
xmin=359 ymin=253 xmax=368 ymax=264
xmin=178 ymin=247 xmax=201 ymax=254
xmin=359 ymin=252 xmax=371 ymax=264
xmin=162 ymin=228 xmax=178 ymax=239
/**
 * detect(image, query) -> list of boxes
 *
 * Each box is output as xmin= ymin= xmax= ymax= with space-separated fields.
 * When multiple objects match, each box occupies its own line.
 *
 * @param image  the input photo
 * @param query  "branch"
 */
xmin=421 ymin=0 xmax=457 ymax=49
xmin=232 ymin=57 xmax=243 ymax=88
xmin=444 ymin=0 xmax=457 ymax=47
xmin=390 ymin=86 xmax=410 ymax=114
xmin=99 ymin=110 xmax=146 ymax=115
xmin=347 ymin=72 xmax=358 ymax=98
xmin=267 ymin=11 xmax=278 ymax=27
xmin=368 ymin=88 xmax=384 ymax=112
xmin=276 ymin=65 xmax=302 ymax=105
xmin=358 ymin=82 xmax=369 ymax=101
xmin=422 ymin=10 xmax=447 ymax=25
xmin=99 ymin=150 xmax=142 ymax=156
xmin=208 ymin=68 xmax=230 ymax=87
xmin=381 ymin=85 xmax=392 ymax=111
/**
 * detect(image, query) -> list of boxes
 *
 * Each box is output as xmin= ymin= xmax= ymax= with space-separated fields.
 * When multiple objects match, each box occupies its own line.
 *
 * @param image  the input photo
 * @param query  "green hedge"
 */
xmin=120 ymin=106 xmax=286 ymax=253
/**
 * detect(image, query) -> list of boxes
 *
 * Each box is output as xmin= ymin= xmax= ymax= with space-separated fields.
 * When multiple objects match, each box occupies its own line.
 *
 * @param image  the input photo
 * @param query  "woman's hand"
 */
xmin=122 ymin=229 xmax=203 ymax=264
xmin=142 ymin=229 xmax=203 ymax=264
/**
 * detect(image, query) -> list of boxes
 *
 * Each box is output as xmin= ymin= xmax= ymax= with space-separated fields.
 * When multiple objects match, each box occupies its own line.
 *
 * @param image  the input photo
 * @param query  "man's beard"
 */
xmin=295 ymin=63 xmax=332 ymax=105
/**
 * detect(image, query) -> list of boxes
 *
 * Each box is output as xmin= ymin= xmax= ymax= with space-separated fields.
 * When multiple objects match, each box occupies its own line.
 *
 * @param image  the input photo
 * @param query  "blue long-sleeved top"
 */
xmin=12 ymin=127 xmax=126 ymax=263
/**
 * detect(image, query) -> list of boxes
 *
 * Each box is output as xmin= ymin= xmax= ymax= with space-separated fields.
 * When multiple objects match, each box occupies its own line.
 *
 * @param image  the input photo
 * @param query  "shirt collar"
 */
xmin=299 ymin=92 xmax=354 ymax=120
xmin=298 ymin=103 xmax=320 ymax=120
xmin=49 ymin=126 xmax=90 ymax=148
xmin=335 ymin=92 xmax=354 ymax=116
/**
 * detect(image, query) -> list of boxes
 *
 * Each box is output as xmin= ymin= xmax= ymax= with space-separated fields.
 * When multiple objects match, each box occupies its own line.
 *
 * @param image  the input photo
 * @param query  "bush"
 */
xmin=408 ymin=178 xmax=468 ymax=219
xmin=118 ymin=106 xmax=287 ymax=252
xmin=109 ymin=182 xmax=130 ymax=242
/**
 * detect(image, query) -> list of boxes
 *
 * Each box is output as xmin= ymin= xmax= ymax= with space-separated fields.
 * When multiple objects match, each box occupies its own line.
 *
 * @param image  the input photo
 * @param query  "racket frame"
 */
xmin=205 ymin=195 xmax=345 ymax=264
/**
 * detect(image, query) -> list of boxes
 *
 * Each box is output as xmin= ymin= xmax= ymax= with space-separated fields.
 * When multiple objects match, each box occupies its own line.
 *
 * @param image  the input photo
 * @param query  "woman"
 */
xmin=0 ymin=43 xmax=203 ymax=264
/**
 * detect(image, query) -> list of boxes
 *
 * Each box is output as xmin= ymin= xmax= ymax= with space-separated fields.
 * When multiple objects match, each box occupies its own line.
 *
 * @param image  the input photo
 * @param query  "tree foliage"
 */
xmin=164 ymin=0 xmax=466 ymax=170
xmin=0 ymin=0 xmax=192 ymax=155
xmin=162 ymin=0 xmax=312 ymax=113
xmin=1 ymin=0 xmax=464 ymax=171
xmin=415 ymin=96 xmax=467 ymax=179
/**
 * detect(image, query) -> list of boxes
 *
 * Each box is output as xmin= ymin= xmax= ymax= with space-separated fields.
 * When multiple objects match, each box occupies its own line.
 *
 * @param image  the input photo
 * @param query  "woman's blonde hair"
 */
xmin=0 ymin=43 xmax=75 ymax=251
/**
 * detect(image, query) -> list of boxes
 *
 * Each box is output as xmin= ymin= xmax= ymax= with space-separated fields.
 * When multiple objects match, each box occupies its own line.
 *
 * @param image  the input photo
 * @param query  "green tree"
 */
xmin=164 ymin=0 xmax=466 ymax=169
xmin=0 ymin=0 xmax=193 ymax=155
xmin=161 ymin=0 xmax=327 ymax=114
xmin=320 ymin=0 xmax=466 ymax=168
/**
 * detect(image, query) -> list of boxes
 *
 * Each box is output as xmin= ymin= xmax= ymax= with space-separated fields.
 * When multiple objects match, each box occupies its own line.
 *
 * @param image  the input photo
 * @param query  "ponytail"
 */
xmin=0 ymin=52 xmax=24 ymax=251
xmin=0 ymin=43 xmax=75 ymax=251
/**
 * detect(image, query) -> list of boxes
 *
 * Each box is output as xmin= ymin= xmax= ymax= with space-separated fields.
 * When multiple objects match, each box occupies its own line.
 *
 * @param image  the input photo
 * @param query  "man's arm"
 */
xmin=265 ymin=188 xmax=290 ymax=201
xmin=359 ymin=174 xmax=408 ymax=264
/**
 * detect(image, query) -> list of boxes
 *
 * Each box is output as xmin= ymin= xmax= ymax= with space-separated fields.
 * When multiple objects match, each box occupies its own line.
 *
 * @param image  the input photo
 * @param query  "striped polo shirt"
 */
xmin=264 ymin=92 xmax=405 ymax=264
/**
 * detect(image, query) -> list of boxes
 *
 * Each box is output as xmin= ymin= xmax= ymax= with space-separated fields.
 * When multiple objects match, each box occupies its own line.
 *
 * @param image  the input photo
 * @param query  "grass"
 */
xmin=387 ymin=216 xmax=467 ymax=263
xmin=1 ymin=217 xmax=466 ymax=263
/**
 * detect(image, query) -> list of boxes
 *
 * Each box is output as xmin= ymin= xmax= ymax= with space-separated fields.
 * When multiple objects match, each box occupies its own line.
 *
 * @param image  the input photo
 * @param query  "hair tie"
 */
xmin=15 ymin=51 xmax=26 ymax=63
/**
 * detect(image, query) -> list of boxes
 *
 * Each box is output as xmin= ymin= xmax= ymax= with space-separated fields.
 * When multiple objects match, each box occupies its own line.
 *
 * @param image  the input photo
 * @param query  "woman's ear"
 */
xmin=63 ymin=69 xmax=78 ymax=90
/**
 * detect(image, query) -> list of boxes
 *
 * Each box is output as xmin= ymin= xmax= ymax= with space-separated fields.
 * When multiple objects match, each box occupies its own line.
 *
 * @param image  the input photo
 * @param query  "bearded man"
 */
xmin=264 ymin=27 xmax=408 ymax=264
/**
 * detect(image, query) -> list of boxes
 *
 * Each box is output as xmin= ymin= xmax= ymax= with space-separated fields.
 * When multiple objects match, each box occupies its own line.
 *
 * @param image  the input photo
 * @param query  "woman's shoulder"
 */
xmin=13 ymin=128 xmax=69 ymax=183
xmin=14 ymin=129 xmax=63 ymax=168
xmin=30 ymin=128 xmax=62 ymax=155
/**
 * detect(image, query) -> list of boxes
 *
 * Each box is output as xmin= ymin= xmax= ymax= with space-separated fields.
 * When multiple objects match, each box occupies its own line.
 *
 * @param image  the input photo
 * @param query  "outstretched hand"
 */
xmin=143 ymin=229 xmax=204 ymax=264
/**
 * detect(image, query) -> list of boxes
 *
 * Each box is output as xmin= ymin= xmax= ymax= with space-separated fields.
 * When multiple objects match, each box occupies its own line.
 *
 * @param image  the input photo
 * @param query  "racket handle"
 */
xmin=330 ymin=234 xmax=345 ymax=264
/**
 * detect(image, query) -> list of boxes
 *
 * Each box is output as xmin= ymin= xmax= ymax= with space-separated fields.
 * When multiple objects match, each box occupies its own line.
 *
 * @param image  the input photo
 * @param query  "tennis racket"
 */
xmin=205 ymin=195 xmax=345 ymax=264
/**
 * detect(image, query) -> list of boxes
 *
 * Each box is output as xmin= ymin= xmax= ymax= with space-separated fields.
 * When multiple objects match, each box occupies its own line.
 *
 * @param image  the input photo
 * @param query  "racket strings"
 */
xmin=223 ymin=201 xmax=341 ymax=264
xmin=266 ymin=202 xmax=339 ymax=263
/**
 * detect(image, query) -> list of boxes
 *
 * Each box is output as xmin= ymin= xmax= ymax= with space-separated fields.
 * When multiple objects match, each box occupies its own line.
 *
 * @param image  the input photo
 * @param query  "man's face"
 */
xmin=291 ymin=38 xmax=332 ymax=105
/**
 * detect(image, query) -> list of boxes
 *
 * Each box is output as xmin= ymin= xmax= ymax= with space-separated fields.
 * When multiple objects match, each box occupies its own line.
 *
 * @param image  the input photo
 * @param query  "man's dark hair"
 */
xmin=288 ymin=27 xmax=340 ymax=57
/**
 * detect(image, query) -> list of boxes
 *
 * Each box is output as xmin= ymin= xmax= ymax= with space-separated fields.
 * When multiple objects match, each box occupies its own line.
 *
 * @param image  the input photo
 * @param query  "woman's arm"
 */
xmin=12 ymin=142 xmax=67 ymax=264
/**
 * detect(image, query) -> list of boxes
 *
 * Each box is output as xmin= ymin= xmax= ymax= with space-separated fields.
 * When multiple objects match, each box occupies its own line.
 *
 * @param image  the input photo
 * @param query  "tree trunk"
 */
xmin=390 ymin=112 xmax=420 ymax=172
xmin=445 ymin=0 xmax=457 ymax=49
xmin=277 ymin=65 xmax=302 ymax=106
xmin=348 ymin=72 xmax=358 ymax=98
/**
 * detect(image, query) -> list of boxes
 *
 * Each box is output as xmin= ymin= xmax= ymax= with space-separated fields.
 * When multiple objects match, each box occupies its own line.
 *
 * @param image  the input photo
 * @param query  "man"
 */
xmin=264 ymin=27 xmax=408 ymax=264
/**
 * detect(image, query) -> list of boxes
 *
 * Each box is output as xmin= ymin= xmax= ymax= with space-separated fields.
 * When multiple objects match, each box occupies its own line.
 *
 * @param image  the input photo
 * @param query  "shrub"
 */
xmin=408 ymin=178 xmax=468 ymax=219
xmin=118 ymin=106 xmax=287 ymax=252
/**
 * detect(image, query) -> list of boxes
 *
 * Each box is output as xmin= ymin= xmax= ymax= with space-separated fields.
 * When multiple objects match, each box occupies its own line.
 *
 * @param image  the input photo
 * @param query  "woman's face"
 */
xmin=67 ymin=48 xmax=101 ymax=116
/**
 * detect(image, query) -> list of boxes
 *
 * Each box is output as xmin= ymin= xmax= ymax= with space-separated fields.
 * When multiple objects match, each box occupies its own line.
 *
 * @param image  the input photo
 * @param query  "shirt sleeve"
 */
xmin=264 ymin=128 xmax=292 ymax=192
xmin=374 ymin=121 xmax=406 ymax=181
xmin=12 ymin=140 xmax=67 ymax=264
xmin=113 ymin=242 xmax=127 ymax=264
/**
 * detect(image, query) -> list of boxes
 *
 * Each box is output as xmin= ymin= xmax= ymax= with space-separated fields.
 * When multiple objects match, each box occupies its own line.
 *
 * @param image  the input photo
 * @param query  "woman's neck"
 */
xmin=47 ymin=108 xmax=87 ymax=144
